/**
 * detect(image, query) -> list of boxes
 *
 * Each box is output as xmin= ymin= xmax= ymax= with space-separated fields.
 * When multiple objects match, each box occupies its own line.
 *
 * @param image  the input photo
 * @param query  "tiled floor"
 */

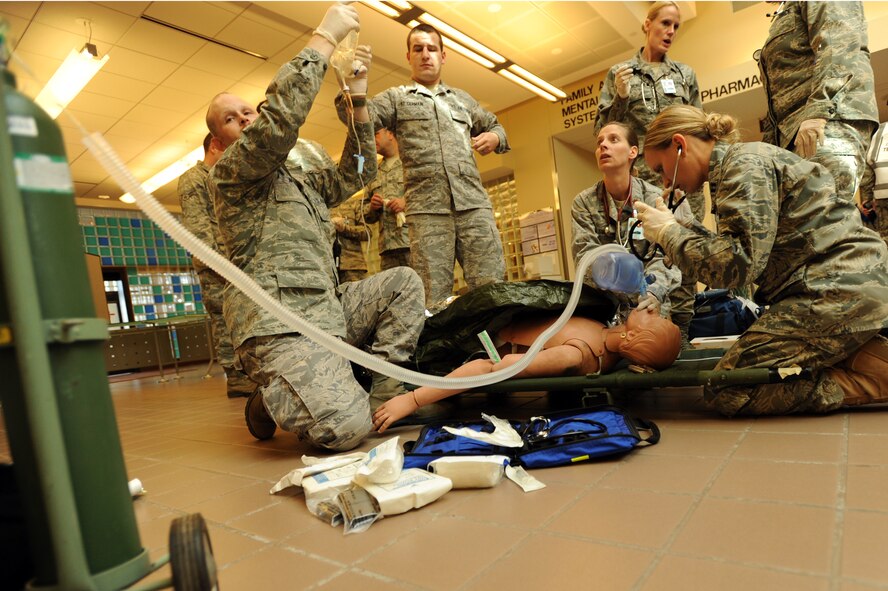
xmin=3 ymin=364 xmax=888 ymax=590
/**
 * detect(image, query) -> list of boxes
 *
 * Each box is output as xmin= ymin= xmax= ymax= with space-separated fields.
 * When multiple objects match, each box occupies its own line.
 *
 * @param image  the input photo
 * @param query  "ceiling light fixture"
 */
xmin=34 ymin=42 xmax=109 ymax=119
xmin=360 ymin=0 xmax=566 ymax=101
xmin=119 ymin=146 xmax=203 ymax=204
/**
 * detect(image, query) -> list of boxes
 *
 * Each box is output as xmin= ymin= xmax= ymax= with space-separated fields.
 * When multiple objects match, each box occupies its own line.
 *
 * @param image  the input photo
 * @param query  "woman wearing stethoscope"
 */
xmin=593 ymin=0 xmax=702 ymax=346
xmin=571 ymin=122 xmax=684 ymax=319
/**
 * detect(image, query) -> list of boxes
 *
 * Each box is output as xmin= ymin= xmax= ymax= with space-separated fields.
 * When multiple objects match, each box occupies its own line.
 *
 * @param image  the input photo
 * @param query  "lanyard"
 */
xmin=602 ymin=182 xmax=634 ymax=247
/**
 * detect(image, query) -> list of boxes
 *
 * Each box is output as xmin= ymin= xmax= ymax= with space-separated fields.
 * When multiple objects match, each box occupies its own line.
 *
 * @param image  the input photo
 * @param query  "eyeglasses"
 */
xmin=630 ymin=148 xmax=683 ymax=263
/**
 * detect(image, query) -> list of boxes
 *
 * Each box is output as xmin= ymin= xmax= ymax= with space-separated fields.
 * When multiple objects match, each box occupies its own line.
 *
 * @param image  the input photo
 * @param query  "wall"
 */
xmin=551 ymin=139 xmax=599 ymax=281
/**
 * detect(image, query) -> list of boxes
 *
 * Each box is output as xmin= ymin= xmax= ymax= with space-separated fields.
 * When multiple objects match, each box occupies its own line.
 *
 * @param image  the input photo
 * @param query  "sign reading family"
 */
xmin=559 ymin=80 xmax=605 ymax=130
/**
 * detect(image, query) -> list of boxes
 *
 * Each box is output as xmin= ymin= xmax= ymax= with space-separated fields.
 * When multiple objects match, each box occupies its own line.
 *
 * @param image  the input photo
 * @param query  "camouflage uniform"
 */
xmin=656 ymin=141 xmax=888 ymax=416
xmin=594 ymin=50 xmax=704 ymax=337
xmin=337 ymin=81 xmax=509 ymax=306
xmin=859 ymin=122 xmax=888 ymax=246
xmin=758 ymin=0 xmax=878 ymax=202
xmin=364 ymin=156 xmax=411 ymax=270
xmin=571 ymin=176 xmax=681 ymax=314
xmin=177 ymin=161 xmax=254 ymax=394
xmin=330 ymin=194 xmax=369 ymax=284
xmin=211 ymin=48 xmax=425 ymax=451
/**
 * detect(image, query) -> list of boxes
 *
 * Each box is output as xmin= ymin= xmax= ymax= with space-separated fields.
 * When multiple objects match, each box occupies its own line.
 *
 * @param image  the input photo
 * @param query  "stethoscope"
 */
xmin=629 ymin=145 xmax=685 ymax=262
xmin=601 ymin=183 xmax=635 ymax=248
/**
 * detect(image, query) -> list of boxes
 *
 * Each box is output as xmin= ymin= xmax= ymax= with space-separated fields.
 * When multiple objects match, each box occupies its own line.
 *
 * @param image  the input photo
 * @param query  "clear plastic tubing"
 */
xmin=82 ymin=132 xmax=602 ymax=389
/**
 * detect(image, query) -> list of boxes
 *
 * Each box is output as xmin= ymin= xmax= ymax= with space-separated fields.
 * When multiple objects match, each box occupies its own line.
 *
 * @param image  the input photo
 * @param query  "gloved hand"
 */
xmin=331 ymin=216 xmax=345 ymax=232
xmin=614 ymin=64 xmax=634 ymax=99
xmin=794 ymin=118 xmax=827 ymax=159
xmin=636 ymin=293 xmax=660 ymax=313
xmin=316 ymin=3 xmax=360 ymax=46
xmin=635 ymin=198 xmax=677 ymax=244
xmin=472 ymin=132 xmax=500 ymax=155
xmin=348 ymin=45 xmax=372 ymax=94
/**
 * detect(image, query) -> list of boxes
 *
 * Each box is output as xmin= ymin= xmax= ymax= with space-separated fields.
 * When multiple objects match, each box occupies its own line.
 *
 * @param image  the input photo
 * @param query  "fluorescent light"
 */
xmin=387 ymin=0 xmax=413 ymax=9
xmin=119 ymin=146 xmax=203 ymax=203
xmin=360 ymin=0 xmax=400 ymax=18
xmin=440 ymin=35 xmax=496 ymax=69
xmin=35 ymin=45 xmax=109 ymax=119
xmin=498 ymin=69 xmax=557 ymax=102
xmin=418 ymin=13 xmax=505 ymax=64
xmin=507 ymin=65 xmax=567 ymax=99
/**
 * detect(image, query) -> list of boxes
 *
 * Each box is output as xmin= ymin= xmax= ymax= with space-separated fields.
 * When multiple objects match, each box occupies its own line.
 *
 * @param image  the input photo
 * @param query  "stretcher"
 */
xmin=464 ymin=348 xmax=813 ymax=404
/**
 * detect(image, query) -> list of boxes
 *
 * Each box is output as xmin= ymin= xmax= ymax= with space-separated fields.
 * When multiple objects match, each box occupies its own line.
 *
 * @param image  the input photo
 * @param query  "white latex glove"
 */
xmin=636 ymin=293 xmax=660 ymax=313
xmin=316 ymin=3 xmax=360 ymax=46
xmin=635 ymin=198 xmax=677 ymax=244
xmin=331 ymin=216 xmax=345 ymax=232
xmin=794 ymin=118 xmax=827 ymax=159
xmin=614 ymin=64 xmax=633 ymax=99
xmin=348 ymin=45 xmax=372 ymax=94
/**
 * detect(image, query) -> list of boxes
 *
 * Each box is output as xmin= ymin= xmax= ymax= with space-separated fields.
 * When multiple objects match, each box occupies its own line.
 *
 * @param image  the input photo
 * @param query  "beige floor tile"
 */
xmin=847 ymin=408 xmax=888 ymax=434
xmin=641 ymin=428 xmax=744 ymax=457
xmin=226 ymin=497 xmax=317 ymax=541
xmin=842 ymin=510 xmax=888 ymax=584
xmin=845 ymin=465 xmax=888 ymax=512
xmin=529 ymin=458 xmax=620 ymax=486
xmin=465 ymin=532 xmax=653 ymax=590
xmin=360 ymin=517 xmax=526 ymax=590
xmin=204 ymin=524 xmax=267 ymax=568
xmin=546 ymin=488 xmax=694 ymax=548
xmin=148 ymin=473 xmax=258 ymax=510
xmin=316 ymin=570 xmax=414 ymax=590
xmin=709 ymin=459 xmax=840 ymax=506
xmin=643 ymin=555 xmax=830 ymax=591
xmin=733 ymin=432 xmax=844 ymax=463
xmin=848 ymin=434 xmax=888 ymax=465
xmin=218 ymin=546 xmax=342 ymax=589
xmin=187 ymin=481 xmax=280 ymax=524
xmin=748 ymin=413 xmax=847 ymax=434
xmin=672 ymin=498 xmax=835 ymax=573
xmin=441 ymin=480 xmax=584 ymax=528
xmin=599 ymin=454 xmax=722 ymax=494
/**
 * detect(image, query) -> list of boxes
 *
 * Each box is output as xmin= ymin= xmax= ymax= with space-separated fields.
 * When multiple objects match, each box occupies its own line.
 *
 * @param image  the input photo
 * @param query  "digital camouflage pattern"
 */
xmin=408 ymin=209 xmax=506 ymax=306
xmin=211 ymin=48 xmax=377 ymax=348
xmin=758 ymin=1 xmax=879 ymax=151
xmin=571 ymin=176 xmax=681 ymax=309
xmin=337 ymin=81 xmax=509 ymax=304
xmin=656 ymin=141 xmax=888 ymax=415
xmin=364 ymin=156 xmax=410 ymax=261
xmin=330 ymin=193 xmax=369 ymax=275
xmin=594 ymin=49 xmax=702 ymax=155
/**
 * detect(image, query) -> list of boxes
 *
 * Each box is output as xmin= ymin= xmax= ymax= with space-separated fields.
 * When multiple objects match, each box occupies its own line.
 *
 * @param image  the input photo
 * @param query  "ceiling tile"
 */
xmin=102 ymin=46 xmax=179 ymax=84
xmin=265 ymin=34 xmax=314 ymax=66
xmin=87 ymin=70 xmax=156 ymax=103
xmin=570 ymin=17 xmax=624 ymax=48
xmin=57 ymin=109 xmax=119 ymax=135
xmin=106 ymin=119 xmax=173 ymax=143
xmin=0 ymin=2 xmax=39 ymax=20
xmin=67 ymin=90 xmax=136 ymax=119
xmin=239 ymin=4 xmax=310 ymax=37
xmin=116 ymin=18 xmax=205 ymax=64
xmin=143 ymin=1 xmax=238 ymax=38
xmin=33 ymin=1 xmax=138 ymax=45
xmin=95 ymin=3 xmax=151 ymax=18
xmin=224 ymin=82 xmax=266 ymax=110
xmin=238 ymin=61 xmax=280 ymax=89
xmin=185 ymin=42 xmax=264 ymax=79
xmin=69 ymin=153 xmax=114 ymax=184
xmin=15 ymin=21 xmax=89 ymax=60
xmin=64 ymin=139 xmax=87 ymax=162
xmin=0 ymin=12 xmax=31 ymax=49
xmin=142 ymin=86 xmax=209 ymax=114
xmin=535 ymin=2 xmax=600 ymax=28
xmin=7 ymin=50 xmax=63 ymax=98
xmin=100 ymin=133 xmax=154 ymax=160
xmin=74 ymin=182 xmax=98 ymax=196
xmin=214 ymin=13 xmax=295 ymax=58
xmin=163 ymin=66 xmax=236 ymax=96
xmin=216 ymin=2 xmax=250 ymax=16
xmin=83 ymin=179 xmax=129 ymax=199
xmin=125 ymin=103 xmax=189 ymax=127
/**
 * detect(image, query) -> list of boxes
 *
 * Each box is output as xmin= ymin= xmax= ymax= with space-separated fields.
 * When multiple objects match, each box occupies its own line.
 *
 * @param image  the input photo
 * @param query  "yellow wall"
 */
xmin=479 ymin=1 xmax=888 ymax=280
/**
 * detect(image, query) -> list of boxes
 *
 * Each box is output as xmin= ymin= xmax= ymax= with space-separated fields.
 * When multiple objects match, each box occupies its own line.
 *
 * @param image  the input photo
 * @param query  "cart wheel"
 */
xmin=169 ymin=513 xmax=219 ymax=591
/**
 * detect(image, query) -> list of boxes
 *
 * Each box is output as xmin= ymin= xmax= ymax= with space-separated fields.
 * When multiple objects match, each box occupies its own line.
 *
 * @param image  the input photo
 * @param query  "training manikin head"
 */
xmin=612 ymin=309 xmax=681 ymax=370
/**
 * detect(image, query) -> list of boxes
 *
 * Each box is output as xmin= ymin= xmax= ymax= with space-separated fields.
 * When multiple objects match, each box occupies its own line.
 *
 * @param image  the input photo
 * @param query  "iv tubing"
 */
xmin=82 ymin=131 xmax=599 ymax=389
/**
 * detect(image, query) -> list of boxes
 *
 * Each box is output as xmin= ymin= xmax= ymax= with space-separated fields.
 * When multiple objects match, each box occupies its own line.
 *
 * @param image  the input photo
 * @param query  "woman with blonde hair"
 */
xmin=593 ymin=0 xmax=702 ymax=346
xmin=635 ymin=104 xmax=888 ymax=417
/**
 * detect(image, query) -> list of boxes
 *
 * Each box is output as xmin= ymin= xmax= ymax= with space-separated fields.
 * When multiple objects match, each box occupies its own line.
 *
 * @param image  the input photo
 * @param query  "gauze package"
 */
xmin=428 ymin=455 xmax=509 ymax=489
xmin=301 ymin=462 xmax=363 ymax=516
xmin=442 ymin=414 xmax=523 ymax=447
xmin=358 ymin=468 xmax=452 ymax=516
xmin=354 ymin=436 xmax=403 ymax=485
xmin=269 ymin=452 xmax=367 ymax=494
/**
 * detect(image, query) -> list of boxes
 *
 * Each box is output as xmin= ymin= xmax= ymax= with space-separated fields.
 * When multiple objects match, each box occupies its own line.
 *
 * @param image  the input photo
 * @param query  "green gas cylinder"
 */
xmin=0 ymin=54 xmax=147 ymax=589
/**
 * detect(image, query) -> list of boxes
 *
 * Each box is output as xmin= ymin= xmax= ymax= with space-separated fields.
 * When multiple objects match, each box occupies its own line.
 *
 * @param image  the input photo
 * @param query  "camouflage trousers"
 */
xmin=380 ymin=247 xmax=412 ymax=271
xmin=873 ymin=199 xmax=888 ymax=247
xmin=236 ymin=267 xmax=425 ymax=450
xmin=338 ymin=269 xmax=367 ymax=284
xmin=796 ymin=120 xmax=875 ymax=203
xmin=635 ymin=156 xmax=701 ymax=319
xmin=707 ymin=325 xmax=879 ymax=417
xmin=408 ymin=209 xmax=506 ymax=307
xmin=860 ymin=164 xmax=888 ymax=247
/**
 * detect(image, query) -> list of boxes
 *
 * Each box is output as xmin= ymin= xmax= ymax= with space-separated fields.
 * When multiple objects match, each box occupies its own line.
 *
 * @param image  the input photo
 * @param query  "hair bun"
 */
xmin=705 ymin=112 xmax=739 ymax=141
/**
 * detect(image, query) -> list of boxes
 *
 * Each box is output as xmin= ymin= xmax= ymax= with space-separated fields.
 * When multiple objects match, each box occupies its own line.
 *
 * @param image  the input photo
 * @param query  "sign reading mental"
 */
xmin=559 ymin=80 xmax=605 ymax=130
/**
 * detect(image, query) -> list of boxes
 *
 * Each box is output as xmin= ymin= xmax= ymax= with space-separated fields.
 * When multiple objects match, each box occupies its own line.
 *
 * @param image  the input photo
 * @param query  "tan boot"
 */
xmin=829 ymin=336 xmax=888 ymax=406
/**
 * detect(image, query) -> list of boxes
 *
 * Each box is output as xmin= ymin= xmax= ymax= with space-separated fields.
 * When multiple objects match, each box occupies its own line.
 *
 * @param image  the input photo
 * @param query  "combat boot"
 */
xmin=244 ymin=390 xmax=276 ymax=440
xmin=369 ymin=372 xmax=451 ymax=423
xmin=829 ymin=336 xmax=888 ymax=406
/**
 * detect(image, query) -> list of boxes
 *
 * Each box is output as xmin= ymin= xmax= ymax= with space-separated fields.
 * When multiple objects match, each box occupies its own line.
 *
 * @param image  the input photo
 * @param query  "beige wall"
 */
xmin=479 ymin=1 xmax=888 ymax=280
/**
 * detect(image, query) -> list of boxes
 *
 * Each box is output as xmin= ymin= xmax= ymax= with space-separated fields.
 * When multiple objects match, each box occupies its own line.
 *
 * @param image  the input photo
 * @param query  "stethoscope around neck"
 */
xmin=629 ymin=145 xmax=686 ymax=262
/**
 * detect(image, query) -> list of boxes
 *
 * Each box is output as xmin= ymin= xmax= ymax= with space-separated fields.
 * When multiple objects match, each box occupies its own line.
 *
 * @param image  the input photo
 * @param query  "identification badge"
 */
xmin=627 ymin=216 xmax=644 ymax=241
xmin=661 ymin=78 xmax=676 ymax=94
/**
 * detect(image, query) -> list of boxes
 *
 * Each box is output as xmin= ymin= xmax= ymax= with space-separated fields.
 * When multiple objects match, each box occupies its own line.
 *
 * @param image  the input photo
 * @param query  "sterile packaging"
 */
xmin=354 ymin=436 xmax=403 ymax=485
xmin=269 ymin=452 xmax=367 ymax=494
xmin=428 ymin=456 xmax=509 ymax=489
xmin=442 ymin=413 xmax=524 ymax=447
xmin=301 ymin=462 xmax=363 ymax=517
xmin=357 ymin=468 xmax=452 ymax=516
xmin=336 ymin=486 xmax=382 ymax=535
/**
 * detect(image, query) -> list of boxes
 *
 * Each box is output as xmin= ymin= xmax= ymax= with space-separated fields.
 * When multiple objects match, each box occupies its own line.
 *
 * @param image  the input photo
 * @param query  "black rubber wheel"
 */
xmin=169 ymin=513 xmax=219 ymax=591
